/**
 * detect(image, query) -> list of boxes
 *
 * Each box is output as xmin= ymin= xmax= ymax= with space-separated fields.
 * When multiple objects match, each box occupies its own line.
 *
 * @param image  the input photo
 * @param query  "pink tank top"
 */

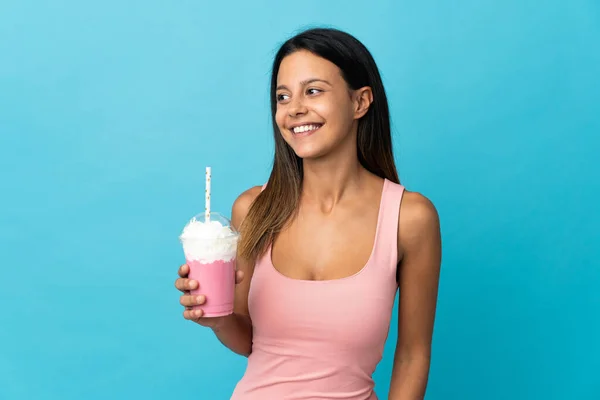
xmin=230 ymin=178 xmax=405 ymax=400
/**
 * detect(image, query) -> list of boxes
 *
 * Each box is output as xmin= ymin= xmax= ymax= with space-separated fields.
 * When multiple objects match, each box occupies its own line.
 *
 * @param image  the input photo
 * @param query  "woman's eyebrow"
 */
xmin=276 ymin=78 xmax=332 ymax=91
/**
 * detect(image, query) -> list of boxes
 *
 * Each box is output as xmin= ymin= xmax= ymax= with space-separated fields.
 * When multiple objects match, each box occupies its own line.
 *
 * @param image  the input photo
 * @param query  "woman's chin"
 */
xmin=293 ymin=146 xmax=327 ymax=160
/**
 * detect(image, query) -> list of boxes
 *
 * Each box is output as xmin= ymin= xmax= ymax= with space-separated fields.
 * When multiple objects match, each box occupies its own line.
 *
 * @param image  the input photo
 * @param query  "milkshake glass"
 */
xmin=179 ymin=211 xmax=239 ymax=317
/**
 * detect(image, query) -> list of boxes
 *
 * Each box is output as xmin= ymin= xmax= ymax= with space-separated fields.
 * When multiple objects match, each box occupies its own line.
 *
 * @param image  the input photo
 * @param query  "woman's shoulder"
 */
xmin=400 ymin=189 xmax=436 ymax=212
xmin=397 ymin=189 xmax=440 ymax=250
xmin=231 ymin=185 xmax=263 ymax=227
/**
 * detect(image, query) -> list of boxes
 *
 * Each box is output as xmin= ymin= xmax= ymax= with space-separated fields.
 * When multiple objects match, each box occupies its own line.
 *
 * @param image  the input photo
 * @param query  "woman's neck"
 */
xmin=301 ymin=150 xmax=370 ymax=211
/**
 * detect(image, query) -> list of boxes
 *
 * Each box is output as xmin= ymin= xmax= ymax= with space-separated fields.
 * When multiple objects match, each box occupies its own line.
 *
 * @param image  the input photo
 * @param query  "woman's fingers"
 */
xmin=235 ymin=270 xmax=244 ymax=284
xmin=175 ymin=278 xmax=198 ymax=292
xmin=183 ymin=308 xmax=204 ymax=320
xmin=179 ymin=295 xmax=206 ymax=307
xmin=178 ymin=263 xmax=189 ymax=278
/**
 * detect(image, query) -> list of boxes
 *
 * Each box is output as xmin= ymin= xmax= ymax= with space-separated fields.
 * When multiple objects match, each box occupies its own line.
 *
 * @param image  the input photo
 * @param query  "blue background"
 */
xmin=1 ymin=1 xmax=598 ymax=399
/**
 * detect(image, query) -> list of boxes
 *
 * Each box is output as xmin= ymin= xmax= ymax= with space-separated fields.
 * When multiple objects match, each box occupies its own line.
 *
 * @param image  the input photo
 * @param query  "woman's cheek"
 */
xmin=275 ymin=110 xmax=287 ymax=136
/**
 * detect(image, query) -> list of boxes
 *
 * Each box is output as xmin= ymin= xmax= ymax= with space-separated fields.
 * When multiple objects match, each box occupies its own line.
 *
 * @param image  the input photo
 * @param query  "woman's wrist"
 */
xmin=211 ymin=312 xmax=243 ymax=333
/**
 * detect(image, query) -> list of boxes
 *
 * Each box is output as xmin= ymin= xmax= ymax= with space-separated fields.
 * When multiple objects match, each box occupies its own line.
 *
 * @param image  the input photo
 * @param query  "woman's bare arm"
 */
xmin=210 ymin=185 xmax=263 ymax=357
xmin=388 ymin=191 xmax=442 ymax=400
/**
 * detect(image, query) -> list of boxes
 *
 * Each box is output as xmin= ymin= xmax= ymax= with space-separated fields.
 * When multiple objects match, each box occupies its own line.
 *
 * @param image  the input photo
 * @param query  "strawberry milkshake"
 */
xmin=179 ymin=167 xmax=239 ymax=317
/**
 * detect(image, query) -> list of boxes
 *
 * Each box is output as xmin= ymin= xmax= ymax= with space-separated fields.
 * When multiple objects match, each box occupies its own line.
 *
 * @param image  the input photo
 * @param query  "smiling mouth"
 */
xmin=291 ymin=123 xmax=323 ymax=136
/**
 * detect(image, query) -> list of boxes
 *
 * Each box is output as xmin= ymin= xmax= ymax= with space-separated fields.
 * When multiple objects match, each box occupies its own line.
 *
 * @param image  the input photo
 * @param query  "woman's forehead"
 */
xmin=277 ymin=51 xmax=342 ymax=85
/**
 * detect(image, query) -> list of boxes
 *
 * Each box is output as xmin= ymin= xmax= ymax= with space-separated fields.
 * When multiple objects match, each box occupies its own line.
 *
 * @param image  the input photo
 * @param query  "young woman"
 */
xmin=175 ymin=27 xmax=442 ymax=400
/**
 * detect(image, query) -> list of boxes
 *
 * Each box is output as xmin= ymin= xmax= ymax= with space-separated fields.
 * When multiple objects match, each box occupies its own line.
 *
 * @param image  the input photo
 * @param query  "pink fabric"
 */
xmin=231 ymin=179 xmax=405 ymax=400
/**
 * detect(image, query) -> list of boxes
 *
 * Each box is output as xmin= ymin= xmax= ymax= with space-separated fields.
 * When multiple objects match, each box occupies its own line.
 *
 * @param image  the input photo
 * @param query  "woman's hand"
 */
xmin=175 ymin=263 xmax=245 ymax=330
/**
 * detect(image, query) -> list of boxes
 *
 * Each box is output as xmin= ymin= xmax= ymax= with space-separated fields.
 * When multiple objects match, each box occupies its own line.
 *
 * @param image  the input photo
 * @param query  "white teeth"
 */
xmin=292 ymin=124 xmax=321 ymax=134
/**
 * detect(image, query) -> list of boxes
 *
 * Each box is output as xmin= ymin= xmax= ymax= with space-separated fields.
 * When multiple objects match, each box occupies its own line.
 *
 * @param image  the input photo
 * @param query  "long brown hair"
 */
xmin=239 ymin=28 xmax=399 ymax=262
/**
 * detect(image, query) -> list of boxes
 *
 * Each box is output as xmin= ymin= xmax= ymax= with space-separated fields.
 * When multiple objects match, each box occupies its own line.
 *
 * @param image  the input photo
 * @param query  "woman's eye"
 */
xmin=307 ymin=88 xmax=322 ymax=95
xmin=276 ymin=93 xmax=289 ymax=102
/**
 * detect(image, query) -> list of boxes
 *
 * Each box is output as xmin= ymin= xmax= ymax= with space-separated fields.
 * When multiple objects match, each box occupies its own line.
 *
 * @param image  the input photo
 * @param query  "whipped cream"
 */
xmin=180 ymin=218 xmax=238 ymax=262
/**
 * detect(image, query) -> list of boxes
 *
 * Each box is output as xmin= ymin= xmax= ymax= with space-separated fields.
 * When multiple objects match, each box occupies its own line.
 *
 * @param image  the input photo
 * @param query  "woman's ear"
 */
xmin=353 ymin=86 xmax=374 ymax=119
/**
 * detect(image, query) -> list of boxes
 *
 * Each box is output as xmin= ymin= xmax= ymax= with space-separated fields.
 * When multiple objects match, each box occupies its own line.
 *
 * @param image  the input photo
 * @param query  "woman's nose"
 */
xmin=288 ymin=96 xmax=308 ymax=117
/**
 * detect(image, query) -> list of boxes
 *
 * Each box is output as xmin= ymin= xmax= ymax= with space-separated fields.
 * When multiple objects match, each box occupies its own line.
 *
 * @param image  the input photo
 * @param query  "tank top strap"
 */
xmin=373 ymin=179 xmax=405 ymax=270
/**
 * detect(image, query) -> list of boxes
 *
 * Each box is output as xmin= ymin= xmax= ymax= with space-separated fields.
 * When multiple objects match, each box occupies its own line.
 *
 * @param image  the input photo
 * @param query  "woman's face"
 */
xmin=275 ymin=50 xmax=367 ymax=160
